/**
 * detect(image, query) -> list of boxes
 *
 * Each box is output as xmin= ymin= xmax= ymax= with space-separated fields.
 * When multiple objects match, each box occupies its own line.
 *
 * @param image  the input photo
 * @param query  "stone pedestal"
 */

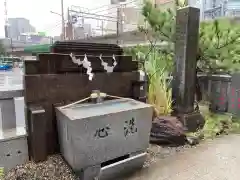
xmin=0 ymin=87 xmax=27 ymax=172
xmin=0 ymin=127 xmax=28 ymax=172
xmin=0 ymin=88 xmax=23 ymax=131
xmin=178 ymin=112 xmax=205 ymax=132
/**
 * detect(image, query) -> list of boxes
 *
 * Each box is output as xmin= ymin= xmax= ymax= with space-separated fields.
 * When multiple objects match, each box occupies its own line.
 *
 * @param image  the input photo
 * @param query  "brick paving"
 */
xmin=126 ymin=134 xmax=240 ymax=180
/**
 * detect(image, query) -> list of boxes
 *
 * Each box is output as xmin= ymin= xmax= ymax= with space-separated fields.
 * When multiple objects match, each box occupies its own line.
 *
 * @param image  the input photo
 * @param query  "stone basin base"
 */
xmin=0 ymin=127 xmax=28 ymax=172
xmin=178 ymin=112 xmax=205 ymax=132
xmin=79 ymin=152 xmax=146 ymax=180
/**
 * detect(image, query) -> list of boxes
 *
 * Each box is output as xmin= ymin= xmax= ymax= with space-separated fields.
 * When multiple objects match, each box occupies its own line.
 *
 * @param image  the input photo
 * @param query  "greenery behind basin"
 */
xmin=124 ymin=0 xmax=240 ymax=117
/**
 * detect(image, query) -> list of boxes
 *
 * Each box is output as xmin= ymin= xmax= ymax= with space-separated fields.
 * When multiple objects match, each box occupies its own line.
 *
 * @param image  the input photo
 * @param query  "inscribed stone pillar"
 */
xmin=172 ymin=6 xmax=205 ymax=132
xmin=172 ymin=6 xmax=200 ymax=114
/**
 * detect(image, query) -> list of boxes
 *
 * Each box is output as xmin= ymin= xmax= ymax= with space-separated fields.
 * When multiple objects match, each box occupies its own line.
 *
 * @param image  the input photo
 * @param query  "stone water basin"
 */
xmin=55 ymin=98 xmax=153 ymax=179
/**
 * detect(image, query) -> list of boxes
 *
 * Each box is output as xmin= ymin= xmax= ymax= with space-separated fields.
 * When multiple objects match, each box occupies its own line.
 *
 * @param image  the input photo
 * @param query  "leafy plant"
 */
xmin=0 ymin=167 xmax=4 ymax=179
xmin=148 ymin=71 xmax=172 ymax=115
xmin=126 ymin=44 xmax=173 ymax=115
xmin=198 ymin=19 xmax=240 ymax=73
xmin=198 ymin=104 xmax=240 ymax=138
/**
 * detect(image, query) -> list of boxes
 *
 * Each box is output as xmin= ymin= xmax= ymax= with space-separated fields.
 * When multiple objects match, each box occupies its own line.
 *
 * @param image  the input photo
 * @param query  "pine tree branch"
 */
xmin=155 ymin=27 xmax=172 ymax=41
xmin=217 ymin=37 xmax=239 ymax=50
xmin=216 ymin=30 xmax=220 ymax=49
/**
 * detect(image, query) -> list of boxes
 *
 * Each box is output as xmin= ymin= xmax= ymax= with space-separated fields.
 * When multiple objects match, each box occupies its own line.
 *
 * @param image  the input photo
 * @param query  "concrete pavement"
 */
xmin=126 ymin=134 xmax=240 ymax=180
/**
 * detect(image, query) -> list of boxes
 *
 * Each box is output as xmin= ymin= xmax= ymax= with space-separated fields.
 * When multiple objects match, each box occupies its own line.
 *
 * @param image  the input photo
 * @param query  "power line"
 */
xmin=4 ymin=0 xmax=9 ymax=38
xmin=86 ymin=0 xmax=137 ymax=13
xmin=70 ymin=14 xmax=118 ymax=22
xmin=90 ymin=0 xmax=138 ymax=14
xmin=69 ymin=0 xmax=141 ymax=22
xmin=69 ymin=10 xmax=117 ymax=19
xmin=44 ymin=24 xmax=62 ymax=33
xmin=100 ymin=5 xmax=142 ymax=17
xmin=68 ymin=1 xmax=140 ymax=23
xmin=68 ymin=0 xmax=142 ymax=39
xmin=88 ymin=4 xmax=111 ymax=12
xmin=42 ymin=22 xmax=62 ymax=31
xmin=61 ymin=0 xmax=65 ymax=40
xmin=40 ymin=21 xmax=68 ymax=36
xmin=86 ymin=0 xmax=143 ymax=22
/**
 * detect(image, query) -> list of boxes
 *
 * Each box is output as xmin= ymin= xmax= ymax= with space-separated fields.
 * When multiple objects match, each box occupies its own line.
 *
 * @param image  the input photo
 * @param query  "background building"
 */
xmin=188 ymin=0 xmax=240 ymax=20
xmin=72 ymin=23 xmax=92 ymax=39
xmin=18 ymin=32 xmax=53 ymax=44
xmin=226 ymin=0 xmax=240 ymax=17
xmin=7 ymin=18 xmax=36 ymax=40
xmin=105 ymin=0 xmax=175 ymax=33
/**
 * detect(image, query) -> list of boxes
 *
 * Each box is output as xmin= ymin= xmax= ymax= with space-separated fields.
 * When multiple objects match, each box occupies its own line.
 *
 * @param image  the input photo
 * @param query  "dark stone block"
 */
xmin=51 ymin=41 xmax=123 ymax=56
xmin=131 ymin=80 xmax=147 ymax=99
xmin=24 ymin=60 xmax=40 ymax=75
xmin=178 ymin=112 xmax=205 ymax=132
xmin=27 ymin=106 xmax=47 ymax=162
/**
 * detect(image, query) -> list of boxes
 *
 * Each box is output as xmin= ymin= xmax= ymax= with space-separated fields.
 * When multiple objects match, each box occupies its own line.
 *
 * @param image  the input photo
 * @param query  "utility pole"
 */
xmin=4 ymin=0 xmax=9 ymax=38
xmin=66 ymin=8 xmax=74 ymax=40
xmin=116 ymin=4 xmax=124 ymax=44
xmin=101 ymin=20 xmax=104 ymax=36
xmin=10 ymin=38 xmax=13 ymax=53
xmin=68 ymin=8 xmax=119 ymax=39
xmin=50 ymin=36 xmax=54 ymax=44
xmin=116 ymin=7 xmax=120 ymax=44
xmin=61 ymin=0 xmax=65 ymax=40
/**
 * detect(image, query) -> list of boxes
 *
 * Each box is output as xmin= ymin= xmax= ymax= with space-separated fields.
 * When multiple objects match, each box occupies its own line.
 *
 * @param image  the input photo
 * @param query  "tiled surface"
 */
xmin=126 ymin=135 xmax=240 ymax=180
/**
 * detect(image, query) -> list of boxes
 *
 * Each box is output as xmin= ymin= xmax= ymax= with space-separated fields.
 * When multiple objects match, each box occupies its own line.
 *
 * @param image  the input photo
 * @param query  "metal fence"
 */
xmin=198 ymin=74 xmax=232 ymax=113
xmin=166 ymin=74 xmax=232 ymax=113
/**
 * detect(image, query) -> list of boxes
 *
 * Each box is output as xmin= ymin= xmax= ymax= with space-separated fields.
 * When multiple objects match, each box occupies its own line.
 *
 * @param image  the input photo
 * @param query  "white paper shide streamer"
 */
xmin=70 ymin=53 xmax=94 ymax=81
xmin=99 ymin=54 xmax=117 ymax=73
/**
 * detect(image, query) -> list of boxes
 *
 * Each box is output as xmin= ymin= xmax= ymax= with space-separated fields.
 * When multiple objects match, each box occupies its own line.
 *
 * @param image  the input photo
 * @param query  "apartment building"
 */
xmin=105 ymin=0 xmax=175 ymax=33
xmin=226 ymin=0 xmax=240 ymax=17
xmin=189 ymin=0 xmax=240 ymax=20
xmin=7 ymin=18 xmax=36 ymax=40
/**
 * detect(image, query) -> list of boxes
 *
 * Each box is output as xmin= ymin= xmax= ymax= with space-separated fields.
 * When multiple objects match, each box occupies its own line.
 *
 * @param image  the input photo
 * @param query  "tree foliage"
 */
xmin=138 ymin=0 xmax=240 ymax=73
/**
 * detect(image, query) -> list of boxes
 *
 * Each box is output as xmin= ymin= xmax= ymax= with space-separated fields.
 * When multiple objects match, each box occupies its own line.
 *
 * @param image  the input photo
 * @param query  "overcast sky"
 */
xmin=0 ymin=0 xmax=110 ymax=37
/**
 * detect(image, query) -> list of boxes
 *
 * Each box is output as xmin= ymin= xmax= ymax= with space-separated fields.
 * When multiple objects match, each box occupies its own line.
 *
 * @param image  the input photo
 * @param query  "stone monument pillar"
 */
xmin=172 ymin=6 xmax=205 ymax=132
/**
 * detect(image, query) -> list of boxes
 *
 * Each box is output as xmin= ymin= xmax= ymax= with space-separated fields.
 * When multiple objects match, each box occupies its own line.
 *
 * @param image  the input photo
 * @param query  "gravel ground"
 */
xmin=4 ymin=155 xmax=77 ymax=180
xmin=144 ymin=144 xmax=191 ymax=168
xmin=3 ymin=145 xmax=190 ymax=180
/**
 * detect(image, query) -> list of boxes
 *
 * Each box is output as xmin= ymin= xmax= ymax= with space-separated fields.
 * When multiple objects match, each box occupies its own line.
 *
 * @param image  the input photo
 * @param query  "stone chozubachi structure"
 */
xmin=24 ymin=41 xmax=150 ymax=179
xmin=0 ymin=5 xmax=206 ymax=180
